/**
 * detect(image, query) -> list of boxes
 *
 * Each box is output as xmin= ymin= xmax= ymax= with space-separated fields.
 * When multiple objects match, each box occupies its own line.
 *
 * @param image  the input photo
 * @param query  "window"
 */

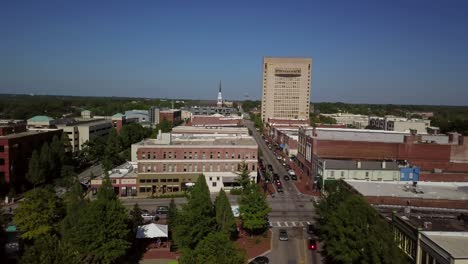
xmin=189 ymin=164 xmax=192 ymax=172
xmin=184 ymin=152 xmax=187 ymax=159
xmin=163 ymin=164 xmax=166 ymax=172
xmin=217 ymin=177 xmax=220 ymax=181
xmin=238 ymin=154 xmax=241 ymax=159
xmin=173 ymin=178 xmax=179 ymax=182
xmin=139 ymin=179 xmax=146 ymax=183
xmin=217 ymin=152 xmax=220 ymax=159
xmin=209 ymin=164 xmax=213 ymax=172
xmin=160 ymin=179 xmax=167 ymax=182
xmin=147 ymin=166 xmax=151 ymax=172
xmin=189 ymin=152 xmax=192 ymax=159
xmin=209 ymin=177 xmax=212 ymax=181
xmin=152 ymin=179 xmax=158 ymax=183
xmin=203 ymin=152 xmax=206 ymax=159
xmin=252 ymin=165 xmax=255 ymax=171
xmin=330 ymin=171 xmax=335 ymax=177
xmin=365 ymin=172 xmax=369 ymax=177
xmin=225 ymin=152 xmax=228 ymax=158
xmin=183 ymin=165 xmax=187 ymax=172
xmin=202 ymin=165 xmax=206 ymax=172
xmin=142 ymin=165 xmax=146 ymax=172
xmin=210 ymin=152 xmax=213 ymax=159
xmin=341 ymin=171 xmax=345 ymax=177
xmin=168 ymin=164 xmax=172 ymax=172
xmin=174 ymin=165 xmax=177 ymax=172
xmin=163 ymin=152 xmax=166 ymax=159
xmin=231 ymin=164 xmax=235 ymax=171
xmin=231 ymin=153 xmax=235 ymax=159
xmin=194 ymin=152 xmax=198 ymax=159
xmin=212 ymin=182 xmax=217 ymax=187
xmin=174 ymin=152 xmax=177 ymax=159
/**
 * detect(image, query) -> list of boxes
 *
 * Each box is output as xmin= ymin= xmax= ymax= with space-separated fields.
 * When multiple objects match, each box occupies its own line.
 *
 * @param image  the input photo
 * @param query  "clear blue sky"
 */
xmin=1 ymin=0 xmax=467 ymax=105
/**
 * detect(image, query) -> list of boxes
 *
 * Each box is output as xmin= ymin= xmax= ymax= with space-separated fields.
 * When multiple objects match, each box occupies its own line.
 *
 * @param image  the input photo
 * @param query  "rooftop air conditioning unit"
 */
xmin=423 ymin=222 xmax=432 ymax=229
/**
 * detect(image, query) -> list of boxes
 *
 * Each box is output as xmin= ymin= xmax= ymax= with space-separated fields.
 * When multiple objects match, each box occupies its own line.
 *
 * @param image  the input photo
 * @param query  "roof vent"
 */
xmin=423 ymin=222 xmax=432 ymax=229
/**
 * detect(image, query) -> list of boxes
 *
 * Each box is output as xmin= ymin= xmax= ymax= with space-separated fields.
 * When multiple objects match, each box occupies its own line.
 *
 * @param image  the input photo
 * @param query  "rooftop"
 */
xmin=394 ymin=212 xmax=468 ymax=232
xmin=27 ymin=115 xmax=54 ymax=122
xmin=422 ymin=231 xmax=468 ymax=259
xmin=0 ymin=129 xmax=60 ymax=139
xmin=346 ymin=180 xmax=468 ymax=201
xmin=135 ymin=134 xmax=257 ymax=147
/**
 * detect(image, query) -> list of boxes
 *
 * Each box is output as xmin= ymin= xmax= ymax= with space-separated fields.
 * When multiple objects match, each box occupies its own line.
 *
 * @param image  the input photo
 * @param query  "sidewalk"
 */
xmin=289 ymin=160 xmax=320 ymax=197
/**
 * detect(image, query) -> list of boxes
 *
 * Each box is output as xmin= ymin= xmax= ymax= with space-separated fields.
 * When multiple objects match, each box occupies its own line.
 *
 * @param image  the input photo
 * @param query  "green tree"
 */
xmin=49 ymin=135 xmax=65 ymax=178
xmin=39 ymin=143 xmax=52 ymax=182
xmin=26 ymin=150 xmax=45 ymax=187
xmin=236 ymin=161 xmax=251 ymax=193
xmin=103 ymin=128 xmax=124 ymax=171
xmin=315 ymin=181 xmax=408 ymax=264
xmin=173 ymin=175 xmax=215 ymax=250
xmin=239 ymin=183 xmax=271 ymax=235
xmin=168 ymin=198 xmax=178 ymax=231
xmin=60 ymin=179 xmax=87 ymax=234
xmin=129 ymin=203 xmax=144 ymax=230
xmin=20 ymin=234 xmax=79 ymax=264
xmin=180 ymin=232 xmax=245 ymax=264
xmin=214 ymin=189 xmax=237 ymax=238
xmin=13 ymin=187 xmax=64 ymax=240
xmin=62 ymin=175 xmax=130 ymax=263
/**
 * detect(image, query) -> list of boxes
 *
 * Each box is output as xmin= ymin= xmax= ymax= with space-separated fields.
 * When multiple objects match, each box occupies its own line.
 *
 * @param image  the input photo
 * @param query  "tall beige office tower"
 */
xmin=261 ymin=57 xmax=312 ymax=122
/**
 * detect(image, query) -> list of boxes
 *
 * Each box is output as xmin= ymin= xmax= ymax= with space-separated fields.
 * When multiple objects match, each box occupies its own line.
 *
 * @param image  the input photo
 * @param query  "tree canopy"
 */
xmin=215 ymin=189 xmax=237 ymax=238
xmin=13 ymin=187 xmax=64 ymax=240
xmin=314 ymin=181 xmax=408 ymax=264
xmin=238 ymin=183 xmax=271 ymax=235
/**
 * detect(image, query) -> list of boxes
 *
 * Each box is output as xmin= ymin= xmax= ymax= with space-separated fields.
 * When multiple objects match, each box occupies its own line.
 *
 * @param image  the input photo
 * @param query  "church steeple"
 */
xmin=217 ymin=81 xmax=223 ymax=108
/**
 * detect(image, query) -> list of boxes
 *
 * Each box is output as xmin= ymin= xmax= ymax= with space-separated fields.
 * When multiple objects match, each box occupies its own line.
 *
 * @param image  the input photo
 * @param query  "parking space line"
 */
xmin=284 ymin=222 xmax=289 ymax=227
xmin=292 ymin=222 xmax=296 ymax=227
xmin=306 ymin=221 xmax=310 ymax=225
xmin=299 ymin=222 xmax=304 ymax=226
xmin=277 ymin=221 xmax=281 ymax=227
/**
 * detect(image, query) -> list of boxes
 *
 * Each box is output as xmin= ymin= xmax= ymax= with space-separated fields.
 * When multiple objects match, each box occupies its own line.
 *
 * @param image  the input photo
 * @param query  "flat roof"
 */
xmin=0 ymin=129 xmax=61 ymax=139
xmin=346 ymin=180 xmax=468 ymax=201
xmin=136 ymin=135 xmax=257 ymax=147
xmin=422 ymin=231 xmax=468 ymax=259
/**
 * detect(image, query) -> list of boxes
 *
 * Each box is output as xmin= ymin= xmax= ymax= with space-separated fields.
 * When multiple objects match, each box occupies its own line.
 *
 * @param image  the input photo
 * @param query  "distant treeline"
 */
xmin=0 ymin=94 xmax=195 ymax=119
xmin=241 ymin=100 xmax=468 ymax=135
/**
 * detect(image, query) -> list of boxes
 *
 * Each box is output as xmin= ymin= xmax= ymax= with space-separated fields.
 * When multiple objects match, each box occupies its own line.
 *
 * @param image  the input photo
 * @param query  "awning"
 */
xmin=136 ymin=223 xmax=168 ymax=239
xmin=222 ymin=176 xmax=239 ymax=183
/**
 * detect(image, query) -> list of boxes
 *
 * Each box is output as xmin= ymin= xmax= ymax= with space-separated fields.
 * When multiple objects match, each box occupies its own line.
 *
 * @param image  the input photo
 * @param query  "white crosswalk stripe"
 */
xmin=270 ymin=221 xmax=311 ymax=228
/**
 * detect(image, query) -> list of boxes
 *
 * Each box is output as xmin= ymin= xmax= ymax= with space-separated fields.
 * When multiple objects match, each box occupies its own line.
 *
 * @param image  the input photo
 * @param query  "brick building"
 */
xmin=188 ymin=114 xmax=243 ymax=127
xmin=131 ymin=132 xmax=258 ymax=195
xmin=159 ymin=109 xmax=182 ymax=125
xmin=111 ymin=113 xmax=139 ymax=133
xmin=90 ymin=162 xmax=137 ymax=197
xmin=0 ymin=122 xmax=63 ymax=192
xmin=297 ymin=127 xmax=468 ymax=183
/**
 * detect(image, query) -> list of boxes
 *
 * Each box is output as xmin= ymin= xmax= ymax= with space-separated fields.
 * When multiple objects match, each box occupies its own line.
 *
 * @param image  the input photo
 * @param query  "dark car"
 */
xmin=279 ymin=229 xmax=288 ymax=241
xmin=156 ymin=206 xmax=169 ymax=215
xmin=291 ymin=174 xmax=297 ymax=181
xmin=284 ymin=175 xmax=290 ymax=181
xmin=307 ymin=224 xmax=315 ymax=235
xmin=277 ymin=186 xmax=283 ymax=193
xmin=308 ymin=239 xmax=317 ymax=250
xmin=273 ymin=174 xmax=280 ymax=181
xmin=267 ymin=164 xmax=273 ymax=172
xmin=248 ymin=256 xmax=270 ymax=264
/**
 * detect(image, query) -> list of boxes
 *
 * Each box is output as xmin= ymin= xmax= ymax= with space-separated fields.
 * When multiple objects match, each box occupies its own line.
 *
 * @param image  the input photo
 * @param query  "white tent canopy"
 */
xmin=136 ymin=223 xmax=168 ymax=239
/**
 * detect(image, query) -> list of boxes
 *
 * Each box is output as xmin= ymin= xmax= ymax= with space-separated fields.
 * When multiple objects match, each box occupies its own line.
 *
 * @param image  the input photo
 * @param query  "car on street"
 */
xmin=284 ymin=175 xmax=290 ymax=181
xmin=141 ymin=213 xmax=155 ymax=221
xmin=248 ymin=256 xmax=270 ymax=264
xmin=279 ymin=229 xmax=288 ymax=241
xmin=276 ymin=186 xmax=283 ymax=193
xmin=307 ymin=224 xmax=315 ymax=235
xmin=267 ymin=164 xmax=273 ymax=172
xmin=291 ymin=174 xmax=297 ymax=181
xmin=276 ymin=155 xmax=282 ymax=160
xmin=308 ymin=239 xmax=317 ymax=250
xmin=156 ymin=206 xmax=169 ymax=215
xmin=273 ymin=173 xmax=280 ymax=181
xmin=288 ymin=169 xmax=296 ymax=176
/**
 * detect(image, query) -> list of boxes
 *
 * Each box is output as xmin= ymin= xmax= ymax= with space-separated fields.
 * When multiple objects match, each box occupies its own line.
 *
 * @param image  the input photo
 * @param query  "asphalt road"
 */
xmin=245 ymin=119 xmax=322 ymax=264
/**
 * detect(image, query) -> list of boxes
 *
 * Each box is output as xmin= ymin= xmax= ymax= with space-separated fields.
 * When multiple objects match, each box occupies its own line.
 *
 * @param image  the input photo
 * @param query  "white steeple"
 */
xmin=217 ymin=81 xmax=223 ymax=108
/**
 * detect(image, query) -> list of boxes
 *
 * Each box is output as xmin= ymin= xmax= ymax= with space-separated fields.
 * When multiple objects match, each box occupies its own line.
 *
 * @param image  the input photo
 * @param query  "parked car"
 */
xmin=291 ymin=174 xmax=297 ymax=181
xmin=308 ymin=239 xmax=317 ymax=250
xmin=277 ymin=186 xmax=283 ymax=193
xmin=141 ymin=213 xmax=154 ymax=221
xmin=156 ymin=206 xmax=169 ymax=215
xmin=282 ymin=162 xmax=287 ymax=167
xmin=248 ymin=256 xmax=270 ymax=264
xmin=307 ymin=224 xmax=315 ymax=235
xmin=276 ymin=155 xmax=282 ymax=160
xmin=267 ymin=164 xmax=273 ymax=172
xmin=279 ymin=229 xmax=288 ymax=241
xmin=284 ymin=175 xmax=290 ymax=181
xmin=288 ymin=169 xmax=296 ymax=176
xmin=273 ymin=173 xmax=280 ymax=181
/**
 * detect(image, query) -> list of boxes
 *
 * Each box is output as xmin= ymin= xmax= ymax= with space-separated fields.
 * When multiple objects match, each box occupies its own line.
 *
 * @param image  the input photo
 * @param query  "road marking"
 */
xmin=277 ymin=221 xmax=281 ymax=227
xmin=284 ymin=222 xmax=288 ymax=227
xmin=292 ymin=222 xmax=296 ymax=227
xmin=298 ymin=222 xmax=304 ymax=226
xmin=306 ymin=221 xmax=310 ymax=225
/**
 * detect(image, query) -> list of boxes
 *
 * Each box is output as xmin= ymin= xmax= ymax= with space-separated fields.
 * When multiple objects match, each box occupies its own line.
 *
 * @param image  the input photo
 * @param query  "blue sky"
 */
xmin=1 ymin=0 xmax=467 ymax=105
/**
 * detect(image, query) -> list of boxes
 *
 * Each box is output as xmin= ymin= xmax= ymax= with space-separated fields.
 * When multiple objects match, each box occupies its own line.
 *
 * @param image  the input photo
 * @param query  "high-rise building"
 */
xmin=261 ymin=57 xmax=312 ymax=122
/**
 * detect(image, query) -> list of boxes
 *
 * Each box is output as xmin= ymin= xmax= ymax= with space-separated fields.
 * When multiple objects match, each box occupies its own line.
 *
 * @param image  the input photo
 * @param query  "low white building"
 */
xmin=317 ymin=159 xmax=400 ymax=182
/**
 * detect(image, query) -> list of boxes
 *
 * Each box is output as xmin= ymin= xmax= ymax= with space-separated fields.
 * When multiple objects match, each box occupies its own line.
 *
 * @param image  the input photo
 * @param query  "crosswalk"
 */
xmin=269 ymin=221 xmax=313 ymax=228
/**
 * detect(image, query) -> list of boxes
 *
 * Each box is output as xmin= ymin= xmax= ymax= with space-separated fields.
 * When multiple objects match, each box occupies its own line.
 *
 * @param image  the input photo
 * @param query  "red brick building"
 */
xmin=131 ymin=133 xmax=258 ymax=195
xmin=111 ymin=113 xmax=139 ymax=133
xmin=159 ymin=109 xmax=182 ymax=125
xmin=188 ymin=114 xmax=243 ymax=127
xmin=0 ymin=122 xmax=63 ymax=193
xmin=297 ymin=127 xmax=468 ymax=183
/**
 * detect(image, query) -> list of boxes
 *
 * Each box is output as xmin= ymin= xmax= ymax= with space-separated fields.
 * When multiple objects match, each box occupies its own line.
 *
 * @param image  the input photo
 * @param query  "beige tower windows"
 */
xmin=261 ymin=57 xmax=312 ymax=122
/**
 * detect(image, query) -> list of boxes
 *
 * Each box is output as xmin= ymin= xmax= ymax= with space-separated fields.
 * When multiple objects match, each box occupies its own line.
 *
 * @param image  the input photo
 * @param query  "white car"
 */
xmin=141 ymin=213 xmax=154 ymax=221
xmin=288 ymin=169 xmax=296 ymax=176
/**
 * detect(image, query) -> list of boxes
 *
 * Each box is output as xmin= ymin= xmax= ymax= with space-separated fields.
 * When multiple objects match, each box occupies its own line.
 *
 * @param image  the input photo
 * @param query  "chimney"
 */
xmin=357 ymin=161 xmax=361 ymax=169
xmin=382 ymin=160 xmax=386 ymax=169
